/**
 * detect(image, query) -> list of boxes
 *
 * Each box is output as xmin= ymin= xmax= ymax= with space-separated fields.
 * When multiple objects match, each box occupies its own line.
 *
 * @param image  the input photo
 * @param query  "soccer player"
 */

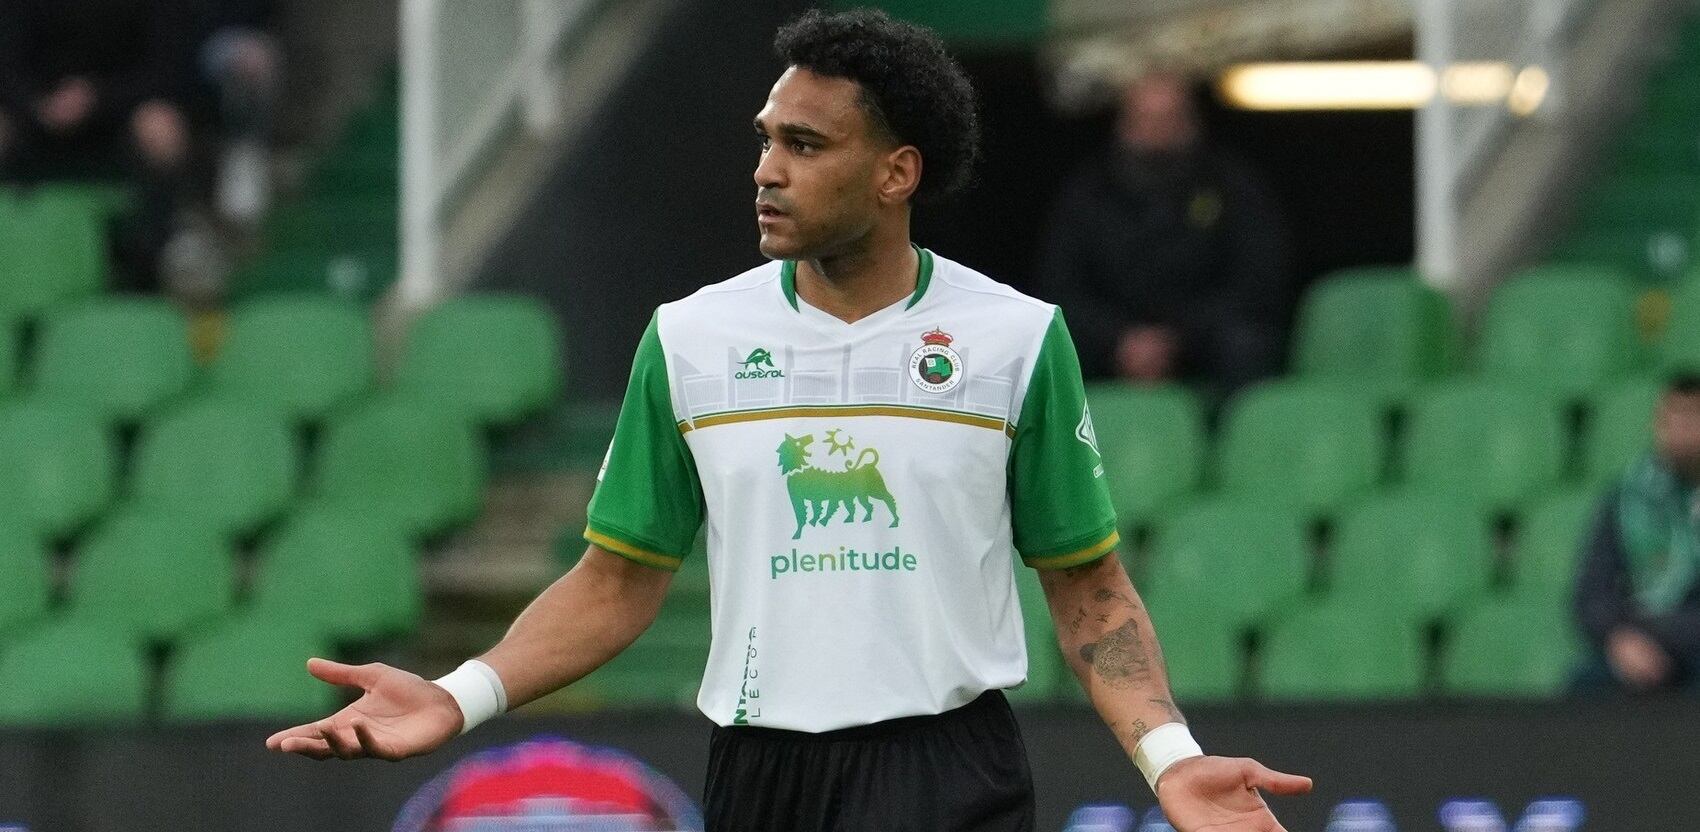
xmin=266 ymin=10 xmax=1312 ymax=830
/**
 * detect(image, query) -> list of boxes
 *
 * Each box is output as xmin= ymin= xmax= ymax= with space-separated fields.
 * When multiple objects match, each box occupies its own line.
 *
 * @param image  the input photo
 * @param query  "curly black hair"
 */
xmin=773 ymin=8 xmax=981 ymax=203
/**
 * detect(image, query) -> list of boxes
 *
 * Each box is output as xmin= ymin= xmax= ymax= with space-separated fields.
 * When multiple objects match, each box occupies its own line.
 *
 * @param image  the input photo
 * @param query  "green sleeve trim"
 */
xmin=584 ymin=525 xmax=685 ymax=572
xmin=584 ymin=310 xmax=705 ymax=559
xmin=1020 ymin=523 xmax=1120 ymax=569
xmin=1007 ymin=307 xmax=1121 ymax=562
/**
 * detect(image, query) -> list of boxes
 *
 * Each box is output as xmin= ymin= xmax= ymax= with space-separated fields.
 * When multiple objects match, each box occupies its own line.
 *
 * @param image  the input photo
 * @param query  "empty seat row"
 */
xmin=0 ymin=394 xmax=485 ymax=540
xmin=1291 ymin=265 xmax=1700 ymax=404
xmin=0 ymin=508 xmax=421 ymax=646
xmin=1140 ymin=493 xmax=1590 ymax=627
xmin=0 ymin=615 xmax=338 ymax=726
xmin=1091 ymin=378 xmax=1648 ymax=526
xmin=0 ymin=292 xmax=562 ymax=427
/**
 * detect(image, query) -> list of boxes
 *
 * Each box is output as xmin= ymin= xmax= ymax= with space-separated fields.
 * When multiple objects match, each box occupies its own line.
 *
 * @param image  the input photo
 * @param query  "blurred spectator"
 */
xmin=0 ymin=0 xmax=199 ymax=292
xmin=192 ymin=0 xmax=283 ymax=228
xmin=1035 ymin=72 xmax=1292 ymax=393
xmin=1574 ymin=372 xmax=1700 ymax=693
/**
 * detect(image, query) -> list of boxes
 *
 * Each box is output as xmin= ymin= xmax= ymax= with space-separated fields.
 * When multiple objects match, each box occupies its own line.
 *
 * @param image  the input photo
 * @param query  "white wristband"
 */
xmin=1134 ymin=722 xmax=1204 ymax=793
xmin=431 ymin=660 xmax=507 ymax=735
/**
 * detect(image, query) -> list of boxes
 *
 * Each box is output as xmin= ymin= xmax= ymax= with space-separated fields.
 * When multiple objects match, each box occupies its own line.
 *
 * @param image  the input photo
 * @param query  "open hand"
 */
xmin=264 ymin=658 xmax=463 ymax=761
xmin=1157 ymin=755 xmax=1312 ymax=831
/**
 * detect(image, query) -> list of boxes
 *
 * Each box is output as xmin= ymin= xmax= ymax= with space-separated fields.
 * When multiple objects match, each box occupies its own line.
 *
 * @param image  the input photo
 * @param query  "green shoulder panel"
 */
xmin=583 ymin=310 xmax=705 ymax=571
xmin=1007 ymin=308 xmax=1120 ymax=569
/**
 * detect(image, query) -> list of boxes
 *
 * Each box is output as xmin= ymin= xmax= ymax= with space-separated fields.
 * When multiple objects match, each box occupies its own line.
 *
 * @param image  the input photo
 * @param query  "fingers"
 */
xmin=306 ymin=658 xmax=379 ymax=689
xmin=351 ymin=719 xmax=397 ymax=762
xmin=265 ymin=721 xmax=328 ymax=750
xmin=1244 ymin=759 xmax=1314 ymax=796
xmin=319 ymin=719 xmax=366 ymax=760
xmin=278 ymin=735 xmax=335 ymax=760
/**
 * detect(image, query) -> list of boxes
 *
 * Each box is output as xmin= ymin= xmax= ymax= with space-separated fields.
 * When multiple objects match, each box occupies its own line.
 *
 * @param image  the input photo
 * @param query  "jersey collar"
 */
xmin=780 ymin=244 xmax=934 ymax=313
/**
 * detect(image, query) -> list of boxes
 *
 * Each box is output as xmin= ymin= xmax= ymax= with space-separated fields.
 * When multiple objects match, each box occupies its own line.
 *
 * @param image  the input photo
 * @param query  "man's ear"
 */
xmin=878 ymin=145 xmax=922 ymax=205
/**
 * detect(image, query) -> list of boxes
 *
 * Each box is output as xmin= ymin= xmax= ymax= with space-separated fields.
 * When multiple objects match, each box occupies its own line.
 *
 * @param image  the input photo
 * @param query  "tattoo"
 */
xmin=1067 ymin=606 xmax=1087 ymax=635
xmin=1149 ymin=697 xmax=1184 ymax=724
xmin=1078 ymin=617 xmax=1151 ymax=689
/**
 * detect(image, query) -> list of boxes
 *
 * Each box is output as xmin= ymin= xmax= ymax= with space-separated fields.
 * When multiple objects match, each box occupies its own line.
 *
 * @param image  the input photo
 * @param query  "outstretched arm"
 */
xmin=266 ymin=544 xmax=672 ymax=760
xmin=1039 ymin=553 xmax=1311 ymax=831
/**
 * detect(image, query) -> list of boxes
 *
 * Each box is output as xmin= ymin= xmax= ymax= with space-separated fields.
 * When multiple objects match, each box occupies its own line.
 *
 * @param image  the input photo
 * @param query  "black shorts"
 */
xmin=702 ymin=688 xmax=1035 ymax=832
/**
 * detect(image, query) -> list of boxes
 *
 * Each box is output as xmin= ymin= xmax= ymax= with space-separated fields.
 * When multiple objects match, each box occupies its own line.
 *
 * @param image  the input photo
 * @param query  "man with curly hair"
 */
xmin=268 ymin=9 xmax=1310 ymax=831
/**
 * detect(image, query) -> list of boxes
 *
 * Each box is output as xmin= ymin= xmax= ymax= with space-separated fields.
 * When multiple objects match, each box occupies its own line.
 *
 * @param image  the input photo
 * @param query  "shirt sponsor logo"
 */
xmin=770 ymin=545 xmax=919 ymax=579
xmin=776 ymin=431 xmax=900 ymax=540
xmin=908 ymin=327 xmax=963 ymax=393
xmin=734 ymin=347 xmax=785 ymax=380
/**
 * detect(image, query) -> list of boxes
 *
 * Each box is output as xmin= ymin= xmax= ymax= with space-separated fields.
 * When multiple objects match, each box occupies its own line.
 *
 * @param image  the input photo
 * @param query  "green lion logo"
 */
xmin=776 ymin=432 xmax=900 ymax=539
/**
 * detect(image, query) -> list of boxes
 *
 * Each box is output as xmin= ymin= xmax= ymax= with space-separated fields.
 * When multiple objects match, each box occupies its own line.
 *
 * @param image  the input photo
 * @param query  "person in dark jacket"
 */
xmin=1573 ymin=372 xmax=1700 ymax=692
xmin=0 ymin=0 xmax=199 ymax=290
xmin=1035 ymin=72 xmax=1292 ymax=392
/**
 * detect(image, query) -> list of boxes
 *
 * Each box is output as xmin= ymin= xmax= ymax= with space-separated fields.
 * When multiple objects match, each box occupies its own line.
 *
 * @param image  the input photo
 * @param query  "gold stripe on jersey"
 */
xmin=678 ymin=404 xmax=1015 ymax=437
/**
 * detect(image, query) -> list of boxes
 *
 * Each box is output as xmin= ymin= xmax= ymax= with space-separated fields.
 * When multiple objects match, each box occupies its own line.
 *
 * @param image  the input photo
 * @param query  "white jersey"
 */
xmin=584 ymin=248 xmax=1118 ymax=732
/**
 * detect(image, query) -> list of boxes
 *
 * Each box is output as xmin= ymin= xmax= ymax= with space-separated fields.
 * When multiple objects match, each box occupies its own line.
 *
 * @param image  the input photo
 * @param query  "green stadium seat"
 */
xmin=1259 ymin=602 xmax=1425 ymax=701
xmin=1145 ymin=596 xmax=1243 ymax=702
xmin=0 ymin=619 xmax=148 ymax=726
xmin=131 ymin=398 xmax=301 ymax=536
xmin=313 ymin=395 xmax=487 ymax=536
xmin=1402 ymin=381 xmax=1568 ymax=512
xmin=0 ymin=186 xmax=107 ymax=320
xmin=1084 ymin=384 xmax=1204 ymax=529
xmin=394 ymin=295 xmax=563 ymax=425
xmin=68 ymin=511 xmax=234 ymax=642
xmin=1477 ymin=267 xmax=1643 ymax=399
xmin=251 ymin=508 xmax=420 ymax=642
xmin=1583 ymin=378 xmax=1661 ymax=483
xmin=1009 ymin=566 xmax=1064 ymax=704
xmin=162 ymin=615 xmax=338 ymax=722
xmin=572 ymin=615 xmax=707 ymax=707
xmin=0 ymin=519 xmax=50 ymax=637
xmin=0 ymin=399 xmax=115 ymax=538
xmin=1216 ymin=381 xmax=1386 ymax=517
xmin=33 ymin=297 xmax=193 ymax=421
xmin=1663 ymin=281 xmax=1700 ymax=370
xmin=1441 ymin=598 xmax=1582 ymax=697
xmin=1147 ymin=500 xmax=1311 ymax=630
xmin=1329 ymin=494 xmax=1495 ymax=621
xmin=1291 ymin=267 xmax=1454 ymax=403
xmin=206 ymin=294 xmax=374 ymax=421
xmin=1510 ymin=489 xmax=1600 ymax=602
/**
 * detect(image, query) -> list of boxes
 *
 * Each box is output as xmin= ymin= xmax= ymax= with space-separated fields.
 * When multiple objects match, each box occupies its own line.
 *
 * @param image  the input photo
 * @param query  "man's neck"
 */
xmin=794 ymin=230 xmax=918 ymax=325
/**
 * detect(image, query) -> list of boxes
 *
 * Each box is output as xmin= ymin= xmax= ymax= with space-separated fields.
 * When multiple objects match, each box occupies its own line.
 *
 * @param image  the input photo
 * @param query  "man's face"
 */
xmin=752 ymin=67 xmax=894 ymax=260
xmin=1655 ymin=392 xmax=1700 ymax=480
xmin=1117 ymin=74 xmax=1199 ymax=155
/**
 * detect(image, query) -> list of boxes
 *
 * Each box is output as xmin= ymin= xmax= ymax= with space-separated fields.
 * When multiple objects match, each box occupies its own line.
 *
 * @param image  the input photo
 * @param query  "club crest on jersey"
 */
xmin=908 ymin=327 xmax=963 ymax=394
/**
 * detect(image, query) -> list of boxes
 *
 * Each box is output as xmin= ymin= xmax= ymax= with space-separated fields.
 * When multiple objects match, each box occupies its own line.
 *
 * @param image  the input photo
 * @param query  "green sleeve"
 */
xmin=583 ymin=311 xmax=704 ymax=571
xmin=1007 ymin=308 xmax=1121 ymax=569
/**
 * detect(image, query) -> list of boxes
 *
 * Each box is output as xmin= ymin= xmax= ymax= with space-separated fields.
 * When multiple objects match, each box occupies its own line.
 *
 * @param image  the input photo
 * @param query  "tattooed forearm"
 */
xmin=1039 ymin=553 xmax=1188 ymax=758
xmin=1078 ymin=616 xmax=1151 ymax=689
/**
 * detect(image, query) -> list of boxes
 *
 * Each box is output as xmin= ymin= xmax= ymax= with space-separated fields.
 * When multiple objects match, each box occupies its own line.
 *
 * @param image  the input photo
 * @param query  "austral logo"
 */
xmin=908 ymin=327 xmax=962 ymax=394
xmin=735 ymin=347 xmax=785 ymax=380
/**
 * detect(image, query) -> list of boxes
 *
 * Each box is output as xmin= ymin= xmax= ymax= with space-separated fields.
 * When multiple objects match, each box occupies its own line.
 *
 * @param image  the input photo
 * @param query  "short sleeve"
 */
xmin=583 ymin=310 xmax=705 ymax=571
xmin=1007 ymin=307 xmax=1120 ymax=569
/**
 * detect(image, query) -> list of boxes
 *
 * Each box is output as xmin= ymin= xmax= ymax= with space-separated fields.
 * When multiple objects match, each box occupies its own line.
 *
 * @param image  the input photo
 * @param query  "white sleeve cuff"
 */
xmin=1134 ymin=722 xmax=1204 ymax=793
xmin=432 ymin=659 xmax=508 ymax=735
